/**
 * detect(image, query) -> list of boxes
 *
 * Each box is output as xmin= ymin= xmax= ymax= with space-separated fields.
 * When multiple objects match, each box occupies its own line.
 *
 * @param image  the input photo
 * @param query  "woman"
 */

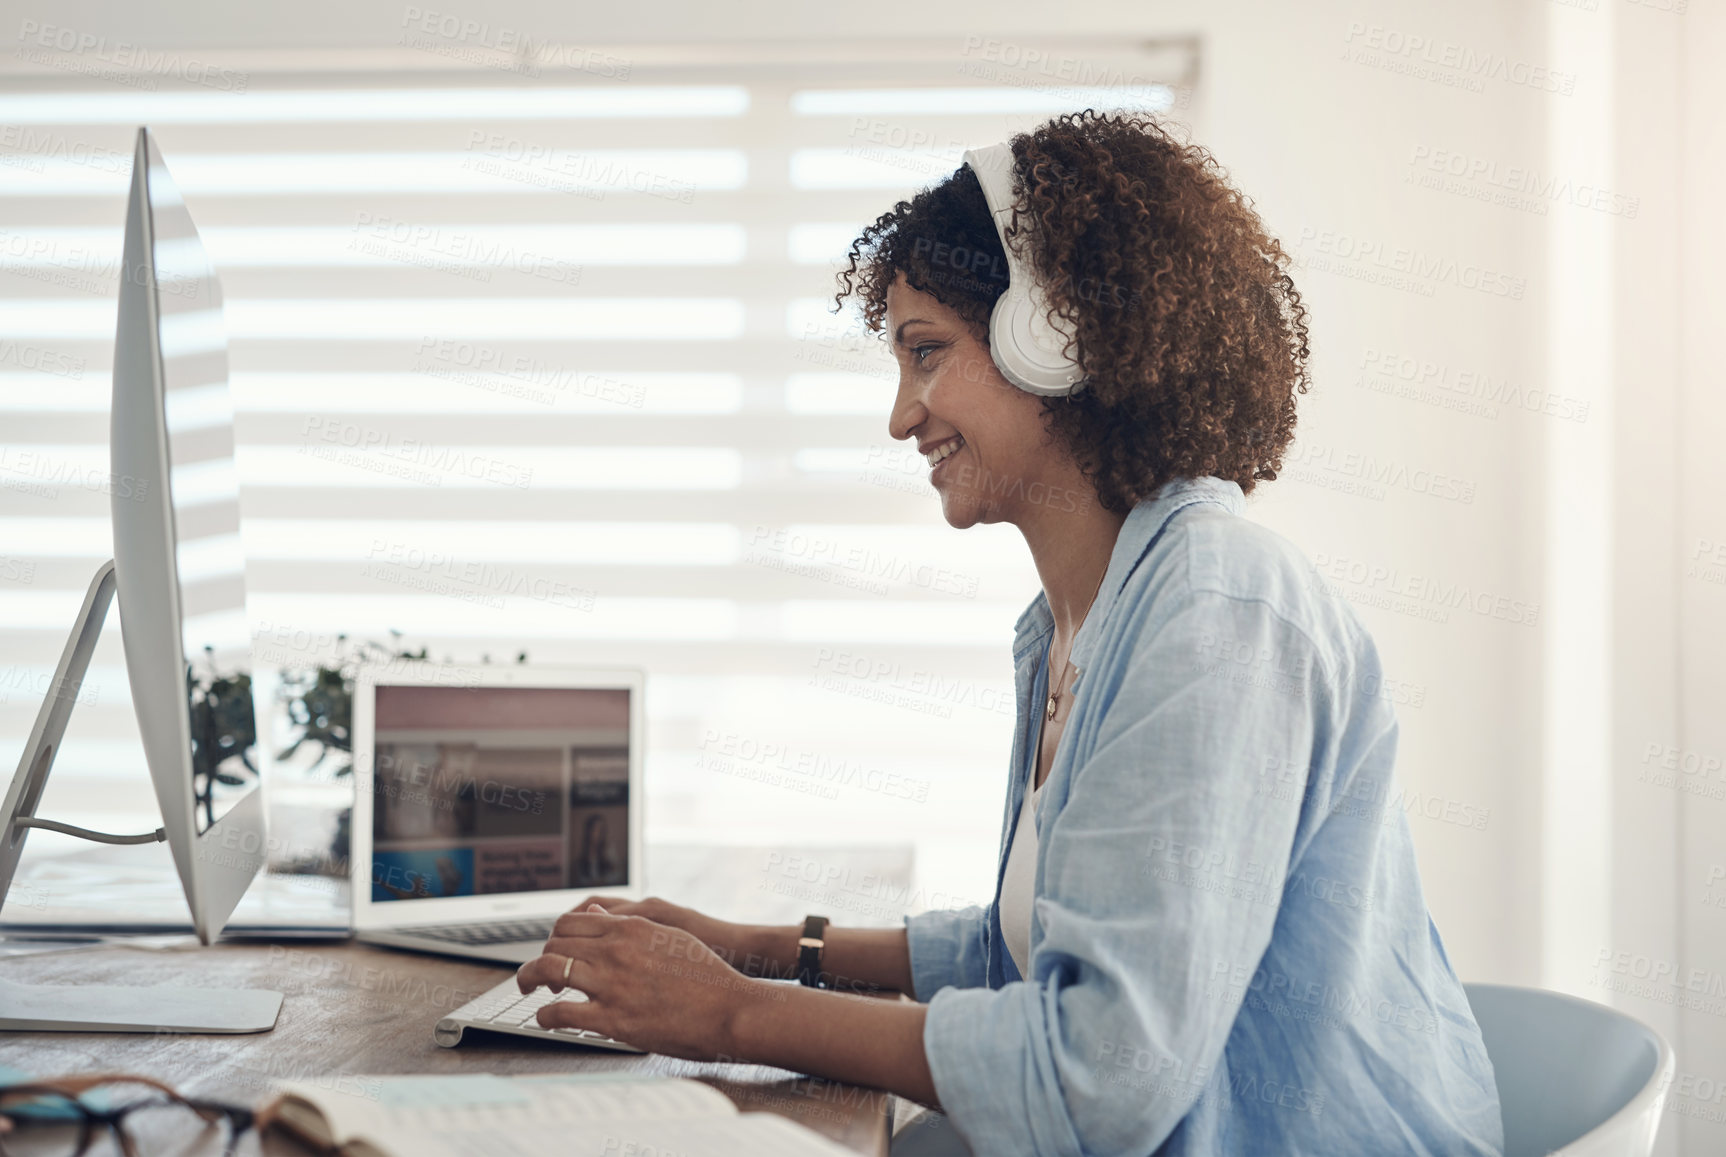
xmin=516 ymin=110 xmax=1503 ymax=1155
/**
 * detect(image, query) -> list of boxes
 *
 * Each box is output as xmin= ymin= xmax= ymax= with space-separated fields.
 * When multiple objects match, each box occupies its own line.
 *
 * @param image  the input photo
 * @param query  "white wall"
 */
xmin=1673 ymin=2 xmax=1726 ymax=1152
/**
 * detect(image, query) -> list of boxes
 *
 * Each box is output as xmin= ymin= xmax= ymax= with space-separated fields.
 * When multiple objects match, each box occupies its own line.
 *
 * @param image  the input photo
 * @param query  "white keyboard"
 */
xmin=434 ymin=975 xmax=645 ymax=1053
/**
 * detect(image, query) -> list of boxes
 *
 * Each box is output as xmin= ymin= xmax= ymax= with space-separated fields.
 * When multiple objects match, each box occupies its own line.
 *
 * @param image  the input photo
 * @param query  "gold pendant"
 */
xmin=1046 ymin=694 xmax=1057 ymax=720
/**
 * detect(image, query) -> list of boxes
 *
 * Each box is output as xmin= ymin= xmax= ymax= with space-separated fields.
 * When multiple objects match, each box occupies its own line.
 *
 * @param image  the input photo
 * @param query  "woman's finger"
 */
xmin=535 ymin=997 xmax=611 ymax=1035
xmin=515 ymin=952 xmax=594 ymax=994
xmin=551 ymin=909 xmax=617 ymax=937
xmin=515 ymin=954 xmax=558 ymax=992
xmin=577 ymin=894 xmax=633 ymax=911
xmin=542 ymin=935 xmax=618 ymax=969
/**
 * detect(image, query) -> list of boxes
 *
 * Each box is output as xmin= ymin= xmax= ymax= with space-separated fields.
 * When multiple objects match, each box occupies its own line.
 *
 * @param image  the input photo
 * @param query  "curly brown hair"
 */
xmin=833 ymin=109 xmax=1310 ymax=513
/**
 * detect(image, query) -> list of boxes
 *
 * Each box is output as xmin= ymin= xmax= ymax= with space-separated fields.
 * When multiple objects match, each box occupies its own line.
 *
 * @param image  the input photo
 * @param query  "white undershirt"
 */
xmin=1000 ymin=773 xmax=1044 ymax=979
xmin=1003 ymin=645 xmax=1057 ymax=979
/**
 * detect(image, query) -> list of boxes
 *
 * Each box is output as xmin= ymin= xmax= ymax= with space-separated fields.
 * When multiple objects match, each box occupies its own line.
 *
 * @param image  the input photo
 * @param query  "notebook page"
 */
xmin=359 ymin=1113 xmax=860 ymax=1157
xmin=277 ymin=1074 xmax=735 ymax=1144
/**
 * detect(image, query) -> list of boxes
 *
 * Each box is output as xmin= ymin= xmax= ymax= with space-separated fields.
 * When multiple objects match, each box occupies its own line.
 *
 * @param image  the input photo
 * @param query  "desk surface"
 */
xmin=0 ymin=938 xmax=890 ymax=1156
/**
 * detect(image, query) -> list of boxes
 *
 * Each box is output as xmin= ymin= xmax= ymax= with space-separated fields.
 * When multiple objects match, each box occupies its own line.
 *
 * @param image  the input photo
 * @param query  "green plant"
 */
xmin=187 ymin=647 xmax=259 ymax=831
xmin=275 ymin=634 xmax=430 ymax=780
xmin=272 ymin=634 xmax=529 ymax=874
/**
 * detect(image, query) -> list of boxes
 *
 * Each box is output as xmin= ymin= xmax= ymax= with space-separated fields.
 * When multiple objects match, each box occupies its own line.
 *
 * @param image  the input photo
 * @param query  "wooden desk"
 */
xmin=0 ymin=938 xmax=890 ymax=1155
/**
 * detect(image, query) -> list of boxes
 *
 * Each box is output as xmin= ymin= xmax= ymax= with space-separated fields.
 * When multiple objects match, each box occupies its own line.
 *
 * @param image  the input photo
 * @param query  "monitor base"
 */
xmin=0 ymin=976 xmax=281 ymax=1034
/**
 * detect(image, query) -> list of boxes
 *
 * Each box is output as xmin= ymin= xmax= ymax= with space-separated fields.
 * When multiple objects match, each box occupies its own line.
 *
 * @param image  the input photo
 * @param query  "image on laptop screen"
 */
xmin=368 ymin=685 xmax=630 ymax=902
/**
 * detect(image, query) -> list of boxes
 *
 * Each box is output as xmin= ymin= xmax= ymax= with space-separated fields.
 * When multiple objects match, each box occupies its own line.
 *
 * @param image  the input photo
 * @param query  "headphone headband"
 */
xmin=961 ymin=142 xmax=1086 ymax=397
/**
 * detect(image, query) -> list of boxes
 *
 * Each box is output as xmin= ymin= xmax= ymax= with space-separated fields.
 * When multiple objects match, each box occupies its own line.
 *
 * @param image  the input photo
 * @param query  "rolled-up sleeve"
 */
xmin=904 ymin=904 xmax=992 ymax=1000
xmin=921 ymin=588 xmax=1325 ymax=1156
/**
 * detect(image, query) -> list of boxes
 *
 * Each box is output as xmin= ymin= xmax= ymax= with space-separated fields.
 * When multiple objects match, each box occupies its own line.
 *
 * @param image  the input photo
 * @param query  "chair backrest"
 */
xmin=1464 ymin=983 xmax=1674 ymax=1157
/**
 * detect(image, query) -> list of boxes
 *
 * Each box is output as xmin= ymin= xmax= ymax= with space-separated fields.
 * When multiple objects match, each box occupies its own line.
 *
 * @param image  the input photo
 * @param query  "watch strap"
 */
xmin=797 ymin=914 xmax=828 ymax=988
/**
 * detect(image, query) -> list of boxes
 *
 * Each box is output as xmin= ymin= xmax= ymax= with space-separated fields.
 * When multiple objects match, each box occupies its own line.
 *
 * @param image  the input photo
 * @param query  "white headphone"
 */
xmin=961 ymin=142 xmax=1087 ymax=397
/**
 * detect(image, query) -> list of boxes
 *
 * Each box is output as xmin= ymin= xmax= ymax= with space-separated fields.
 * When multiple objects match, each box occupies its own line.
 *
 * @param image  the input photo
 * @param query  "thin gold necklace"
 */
xmin=1045 ymin=564 xmax=1110 ymax=722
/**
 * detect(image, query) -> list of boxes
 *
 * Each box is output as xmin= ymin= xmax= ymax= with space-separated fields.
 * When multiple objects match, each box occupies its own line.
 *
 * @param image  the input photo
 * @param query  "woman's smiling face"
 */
xmin=884 ymin=274 xmax=1079 ymax=529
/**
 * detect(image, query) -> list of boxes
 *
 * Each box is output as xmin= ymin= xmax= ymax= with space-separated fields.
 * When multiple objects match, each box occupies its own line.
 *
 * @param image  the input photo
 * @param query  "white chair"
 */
xmin=1465 ymin=982 xmax=1675 ymax=1157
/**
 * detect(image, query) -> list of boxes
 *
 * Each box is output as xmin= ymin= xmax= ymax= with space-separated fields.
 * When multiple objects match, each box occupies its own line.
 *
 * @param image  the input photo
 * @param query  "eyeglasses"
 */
xmin=0 ymin=1075 xmax=254 ymax=1157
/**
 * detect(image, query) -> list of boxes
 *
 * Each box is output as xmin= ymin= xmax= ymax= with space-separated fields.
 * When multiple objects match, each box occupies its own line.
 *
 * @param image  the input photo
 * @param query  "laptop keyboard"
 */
xmin=398 ymin=918 xmax=557 ymax=946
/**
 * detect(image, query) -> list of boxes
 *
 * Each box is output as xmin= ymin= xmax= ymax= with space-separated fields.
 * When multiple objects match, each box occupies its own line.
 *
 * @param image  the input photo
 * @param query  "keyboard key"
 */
xmin=399 ymin=918 xmax=557 ymax=946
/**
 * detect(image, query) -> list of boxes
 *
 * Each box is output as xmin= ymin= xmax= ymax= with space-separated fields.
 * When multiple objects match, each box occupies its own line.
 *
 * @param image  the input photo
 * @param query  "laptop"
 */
xmin=350 ymin=663 xmax=645 ymax=965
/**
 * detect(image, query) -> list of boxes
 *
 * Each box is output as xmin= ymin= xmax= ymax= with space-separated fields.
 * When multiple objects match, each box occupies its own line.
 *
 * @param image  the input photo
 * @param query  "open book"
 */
xmin=263 ymin=1072 xmax=862 ymax=1157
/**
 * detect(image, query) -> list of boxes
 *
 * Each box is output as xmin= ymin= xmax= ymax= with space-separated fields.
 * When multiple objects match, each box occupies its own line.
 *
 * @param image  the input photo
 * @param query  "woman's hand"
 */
xmin=519 ymin=904 xmax=940 ymax=1107
xmin=515 ymin=903 xmax=782 ymax=1060
xmin=564 ymin=895 xmax=784 ymax=977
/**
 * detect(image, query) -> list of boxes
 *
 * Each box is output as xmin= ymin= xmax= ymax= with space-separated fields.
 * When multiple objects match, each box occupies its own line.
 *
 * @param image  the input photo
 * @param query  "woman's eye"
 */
xmin=912 ymin=344 xmax=940 ymax=364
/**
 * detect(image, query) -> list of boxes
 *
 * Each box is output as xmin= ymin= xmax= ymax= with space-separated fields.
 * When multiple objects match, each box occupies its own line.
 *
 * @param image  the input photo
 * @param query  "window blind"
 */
xmin=0 ymin=41 xmax=1194 ymax=918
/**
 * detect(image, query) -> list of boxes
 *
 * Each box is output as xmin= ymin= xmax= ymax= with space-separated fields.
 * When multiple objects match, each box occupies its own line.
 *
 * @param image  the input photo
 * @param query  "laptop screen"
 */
xmin=368 ymin=683 xmax=631 ymax=903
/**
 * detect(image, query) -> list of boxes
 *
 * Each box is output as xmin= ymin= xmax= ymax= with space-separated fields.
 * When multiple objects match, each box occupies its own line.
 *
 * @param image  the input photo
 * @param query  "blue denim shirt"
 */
xmin=904 ymin=477 xmax=1502 ymax=1156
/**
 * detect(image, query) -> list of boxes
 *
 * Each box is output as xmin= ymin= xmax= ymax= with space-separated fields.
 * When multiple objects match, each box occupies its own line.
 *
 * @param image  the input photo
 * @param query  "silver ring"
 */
xmin=561 ymin=955 xmax=575 ymax=984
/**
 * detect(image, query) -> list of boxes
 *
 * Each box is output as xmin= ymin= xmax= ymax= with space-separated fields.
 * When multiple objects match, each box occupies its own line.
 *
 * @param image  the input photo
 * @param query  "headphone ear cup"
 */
xmin=963 ymin=141 xmax=1086 ymax=397
xmin=991 ymin=283 xmax=1085 ymax=397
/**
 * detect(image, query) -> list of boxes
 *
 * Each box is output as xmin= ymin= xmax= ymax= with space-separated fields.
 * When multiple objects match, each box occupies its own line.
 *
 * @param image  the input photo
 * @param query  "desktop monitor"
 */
xmin=0 ymin=126 xmax=279 ymax=1032
xmin=110 ymin=124 xmax=267 ymax=946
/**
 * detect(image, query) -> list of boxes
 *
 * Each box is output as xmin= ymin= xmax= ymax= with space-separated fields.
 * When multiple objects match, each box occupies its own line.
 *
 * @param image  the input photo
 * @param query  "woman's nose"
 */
xmin=887 ymin=378 xmax=925 ymax=444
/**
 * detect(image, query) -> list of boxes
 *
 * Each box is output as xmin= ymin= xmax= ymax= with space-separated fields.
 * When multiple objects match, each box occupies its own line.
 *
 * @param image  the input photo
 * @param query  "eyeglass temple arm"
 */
xmin=2 ymin=1073 xmax=186 ymax=1102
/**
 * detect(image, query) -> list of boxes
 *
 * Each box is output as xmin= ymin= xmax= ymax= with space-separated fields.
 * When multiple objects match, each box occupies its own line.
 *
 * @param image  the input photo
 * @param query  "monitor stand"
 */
xmin=0 ymin=560 xmax=282 ymax=1034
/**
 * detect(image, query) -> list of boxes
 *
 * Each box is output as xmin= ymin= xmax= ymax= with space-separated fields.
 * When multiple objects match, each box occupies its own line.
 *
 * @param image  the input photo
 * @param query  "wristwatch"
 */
xmin=797 ymin=914 xmax=828 ymax=988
